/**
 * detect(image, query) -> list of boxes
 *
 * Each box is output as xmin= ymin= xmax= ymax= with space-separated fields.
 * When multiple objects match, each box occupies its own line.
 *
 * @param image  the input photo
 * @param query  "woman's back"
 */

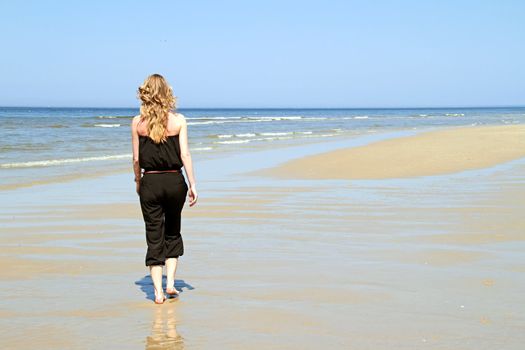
xmin=137 ymin=113 xmax=184 ymax=171
xmin=139 ymin=134 xmax=183 ymax=171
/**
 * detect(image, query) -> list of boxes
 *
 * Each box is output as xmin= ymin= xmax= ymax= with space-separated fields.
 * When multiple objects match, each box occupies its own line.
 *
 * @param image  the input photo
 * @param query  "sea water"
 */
xmin=1 ymin=106 xmax=524 ymax=189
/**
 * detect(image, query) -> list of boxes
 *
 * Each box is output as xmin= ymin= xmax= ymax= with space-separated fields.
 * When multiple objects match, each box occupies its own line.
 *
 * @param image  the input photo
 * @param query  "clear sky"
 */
xmin=0 ymin=0 xmax=523 ymax=108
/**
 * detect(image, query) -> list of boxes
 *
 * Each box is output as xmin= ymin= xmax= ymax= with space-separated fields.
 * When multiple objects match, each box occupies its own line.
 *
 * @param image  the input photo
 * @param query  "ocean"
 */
xmin=1 ymin=106 xmax=524 ymax=189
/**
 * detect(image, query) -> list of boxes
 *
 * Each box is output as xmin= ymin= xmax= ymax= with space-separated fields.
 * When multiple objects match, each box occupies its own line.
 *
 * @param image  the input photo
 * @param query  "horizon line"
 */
xmin=1 ymin=105 xmax=525 ymax=110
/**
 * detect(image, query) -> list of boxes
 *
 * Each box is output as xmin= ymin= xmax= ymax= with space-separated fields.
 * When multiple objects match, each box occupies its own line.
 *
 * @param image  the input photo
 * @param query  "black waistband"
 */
xmin=143 ymin=168 xmax=181 ymax=173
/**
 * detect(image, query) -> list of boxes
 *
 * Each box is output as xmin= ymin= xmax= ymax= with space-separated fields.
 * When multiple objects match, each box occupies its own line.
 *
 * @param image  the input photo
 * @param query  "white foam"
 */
xmin=189 ymin=119 xmax=255 ymax=125
xmin=235 ymin=133 xmax=256 ymax=137
xmin=217 ymin=134 xmax=233 ymax=138
xmin=250 ymin=116 xmax=302 ymax=120
xmin=188 ymin=121 xmax=218 ymax=125
xmin=186 ymin=116 xmax=330 ymax=126
xmin=94 ymin=123 xmax=121 ymax=128
xmin=216 ymin=139 xmax=251 ymax=144
xmin=192 ymin=147 xmax=213 ymax=151
xmin=255 ymin=137 xmax=276 ymax=141
xmin=252 ymin=136 xmax=294 ymax=142
xmin=260 ymin=132 xmax=293 ymax=136
xmin=302 ymin=133 xmax=338 ymax=138
xmin=187 ymin=116 xmax=242 ymax=120
xmin=353 ymin=116 xmax=369 ymax=119
xmin=0 ymin=154 xmax=131 ymax=168
xmin=278 ymin=116 xmax=303 ymax=120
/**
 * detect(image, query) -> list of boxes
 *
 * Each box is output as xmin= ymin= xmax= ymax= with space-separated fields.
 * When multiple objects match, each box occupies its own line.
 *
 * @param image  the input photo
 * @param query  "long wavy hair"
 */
xmin=137 ymin=74 xmax=176 ymax=143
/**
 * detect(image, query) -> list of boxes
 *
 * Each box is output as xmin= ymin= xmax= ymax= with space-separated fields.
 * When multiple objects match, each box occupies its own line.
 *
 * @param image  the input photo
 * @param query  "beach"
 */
xmin=1 ymin=122 xmax=525 ymax=349
xmin=264 ymin=124 xmax=525 ymax=179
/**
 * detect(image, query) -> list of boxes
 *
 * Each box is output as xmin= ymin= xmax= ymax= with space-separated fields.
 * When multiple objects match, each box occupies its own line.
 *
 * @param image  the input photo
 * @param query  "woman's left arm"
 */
xmin=131 ymin=116 xmax=141 ymax=194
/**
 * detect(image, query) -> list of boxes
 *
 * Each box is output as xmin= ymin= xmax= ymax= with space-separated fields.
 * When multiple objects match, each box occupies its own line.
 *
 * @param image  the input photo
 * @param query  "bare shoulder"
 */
xmin=169 ymin=112 xmax=187 ymax=126
xmin=131 ymin=115 xmax=141 ymax=128
xmin=173 ymin=112 xmax=186 ymax=120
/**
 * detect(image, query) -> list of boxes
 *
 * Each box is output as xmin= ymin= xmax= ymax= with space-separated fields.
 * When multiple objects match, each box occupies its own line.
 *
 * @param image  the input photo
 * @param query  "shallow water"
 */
xmin=1 ymin=106 xmax=524 ymax=190
xmin=1 ymin=128 xmax=524 ymax=349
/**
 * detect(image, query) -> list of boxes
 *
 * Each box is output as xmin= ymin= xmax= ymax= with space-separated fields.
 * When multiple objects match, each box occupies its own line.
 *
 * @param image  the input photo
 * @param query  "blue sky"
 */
xmin=0 ymin=0 xmax=523 ymax=108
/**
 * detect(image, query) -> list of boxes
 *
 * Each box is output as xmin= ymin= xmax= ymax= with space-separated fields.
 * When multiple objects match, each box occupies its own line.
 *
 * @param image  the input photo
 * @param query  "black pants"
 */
xmin=139 ymin=172 xmax=188 ymax=266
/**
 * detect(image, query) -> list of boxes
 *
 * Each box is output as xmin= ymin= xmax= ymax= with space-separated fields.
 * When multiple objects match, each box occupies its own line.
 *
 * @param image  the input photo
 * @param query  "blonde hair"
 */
xmin=137 ymin=74 xmax=176 ymax=143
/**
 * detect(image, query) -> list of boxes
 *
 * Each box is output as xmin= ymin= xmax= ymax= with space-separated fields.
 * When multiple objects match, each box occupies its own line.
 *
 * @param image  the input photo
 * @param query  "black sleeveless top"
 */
xmin=139 ymin=134 xmax=183 ymax=172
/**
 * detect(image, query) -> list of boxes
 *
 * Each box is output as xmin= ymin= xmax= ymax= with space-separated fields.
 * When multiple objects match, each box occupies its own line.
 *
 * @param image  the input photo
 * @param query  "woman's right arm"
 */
xmin=178 ymin=115 xmax=198 ymax=206
xmin=131 ymin=116 xmax=141 ymax=194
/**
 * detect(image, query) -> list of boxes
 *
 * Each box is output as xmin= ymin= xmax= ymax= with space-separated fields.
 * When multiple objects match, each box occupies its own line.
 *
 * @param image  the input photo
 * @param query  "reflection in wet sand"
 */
xmin=1 ymin=125 xmax=525 ymax=349
xmin=146 ymin=301 xmax=184 ymax=350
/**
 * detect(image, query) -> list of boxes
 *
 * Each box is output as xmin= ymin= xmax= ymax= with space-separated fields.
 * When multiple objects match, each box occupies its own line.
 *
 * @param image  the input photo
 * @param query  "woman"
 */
xmin=131 ymin=74 xmax=198 ymax=304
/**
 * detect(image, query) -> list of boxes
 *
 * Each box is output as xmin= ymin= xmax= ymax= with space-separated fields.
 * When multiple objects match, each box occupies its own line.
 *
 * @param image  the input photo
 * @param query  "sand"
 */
xmin=1 ymin=124 xmax=524 ymax=349
xmin=263 ymin=124 xmax=525 ymax=179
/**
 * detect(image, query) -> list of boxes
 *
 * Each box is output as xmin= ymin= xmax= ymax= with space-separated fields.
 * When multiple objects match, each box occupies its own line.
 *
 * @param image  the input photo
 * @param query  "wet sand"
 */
xmin=1 ymin=125 xmax=524 ymax=349
xmin=263 ymin=124 xmax=525 ymax=179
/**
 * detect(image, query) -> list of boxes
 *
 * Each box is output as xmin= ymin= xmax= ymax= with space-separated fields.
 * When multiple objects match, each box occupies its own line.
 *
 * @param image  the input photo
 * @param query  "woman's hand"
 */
xmin=188 ymin=185 xmax=198 ymax=207
xmin=135 ymin=180 xmax=140 ymax=195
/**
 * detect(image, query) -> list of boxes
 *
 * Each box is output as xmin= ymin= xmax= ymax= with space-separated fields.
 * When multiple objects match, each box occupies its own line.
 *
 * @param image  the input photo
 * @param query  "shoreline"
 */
xmin=0 ymin=127 xmax=406 ymax=192
xmin=260 ymin=124 xmax=525 ymax=180
xmin=3 ymin=123 xmax=525 ymax=192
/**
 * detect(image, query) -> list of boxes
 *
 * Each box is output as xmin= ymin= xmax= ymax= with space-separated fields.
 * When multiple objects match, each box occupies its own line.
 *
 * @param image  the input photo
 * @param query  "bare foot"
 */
xmin=166 ymin=287 xmax=180 ymax=296
xmin=154 ymin=290 xmax=166 ymax=304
